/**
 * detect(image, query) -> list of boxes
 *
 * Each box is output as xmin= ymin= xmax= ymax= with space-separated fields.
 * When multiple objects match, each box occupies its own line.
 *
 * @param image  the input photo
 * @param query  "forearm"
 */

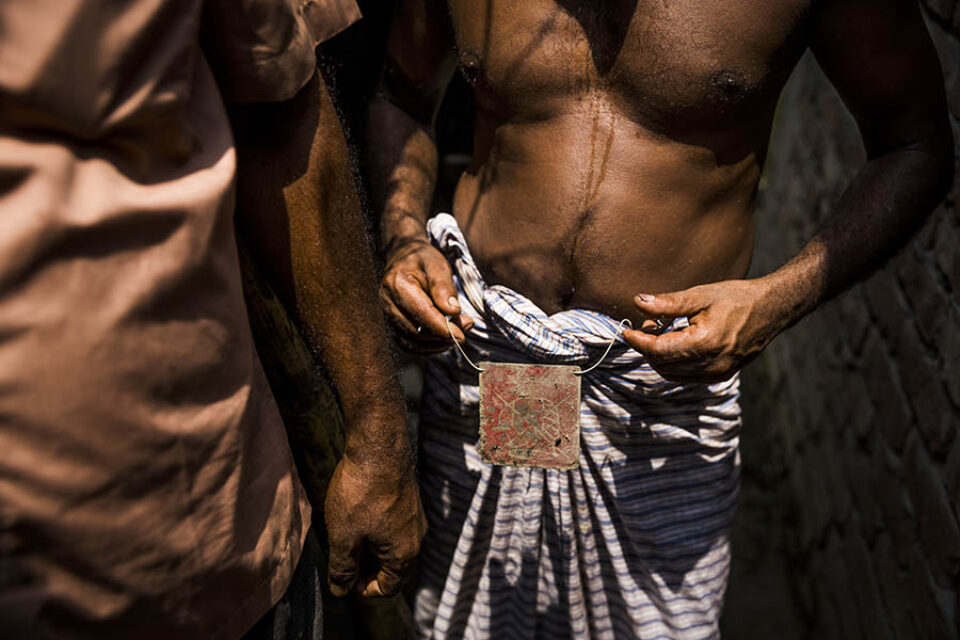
xmin=231 ymin=72 xmax=409 ymax=462
xmin=759 ymin=137 xmax=953 ymax=331
xmin=366 ymin=94 xmax=441 ymax=253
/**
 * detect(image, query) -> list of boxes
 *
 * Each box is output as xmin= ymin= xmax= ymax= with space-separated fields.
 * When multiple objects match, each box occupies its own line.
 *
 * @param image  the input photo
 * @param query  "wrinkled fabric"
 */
xmin=203 ymin=0 xmax=361 ymax=103
xmin=0 ymin=1 xmax=357 ymax=638
xmin=415 ymin=214 xmax=742 ymax=640
xmin=244 ymin=531 xmax=324 ymax=640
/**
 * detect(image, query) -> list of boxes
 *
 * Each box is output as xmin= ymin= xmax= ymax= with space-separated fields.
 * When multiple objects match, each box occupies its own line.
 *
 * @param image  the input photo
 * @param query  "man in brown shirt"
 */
xmin=0 ymin=1 xmax=424 ymax=638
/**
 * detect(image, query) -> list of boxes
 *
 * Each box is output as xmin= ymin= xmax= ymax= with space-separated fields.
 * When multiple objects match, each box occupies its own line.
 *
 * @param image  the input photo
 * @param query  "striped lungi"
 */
xmin=415 ymin=214 xmax=742 ymax=640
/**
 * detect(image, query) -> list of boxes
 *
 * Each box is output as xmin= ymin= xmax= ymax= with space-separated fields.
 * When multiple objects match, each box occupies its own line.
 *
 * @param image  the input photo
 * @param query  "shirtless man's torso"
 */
xmin=370 ymin=0 xmax=950 ymax=382
xmin=448 ymin=0 xmax=805 ymax=316
xmin=367 ymin=2 xmax=951 ymax=636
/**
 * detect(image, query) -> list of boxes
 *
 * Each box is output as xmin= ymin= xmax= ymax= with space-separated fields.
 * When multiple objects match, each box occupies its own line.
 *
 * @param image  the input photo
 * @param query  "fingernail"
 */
xmin=636 ymin=294 xmax=655 ymax=303
xmin=448 ymin=296 xmax=461 ymax=311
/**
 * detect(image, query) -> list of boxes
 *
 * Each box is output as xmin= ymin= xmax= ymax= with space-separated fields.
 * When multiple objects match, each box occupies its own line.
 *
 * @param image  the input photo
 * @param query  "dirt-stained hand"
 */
xmin=622 ymin=278 xmax=787 ymax=384
xmin=324 ymin=446 xmax=427 ymax=598
xmin=381 ymin=239 xmax=474 ymax=353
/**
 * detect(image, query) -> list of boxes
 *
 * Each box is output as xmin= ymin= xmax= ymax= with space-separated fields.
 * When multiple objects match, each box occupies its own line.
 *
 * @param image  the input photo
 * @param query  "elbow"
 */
xmin=865 ymin=111 xmax=955 ymax=205
xmin=899 ymin=122 xmax=956 ymax=209
xmin=922 ymin=107 xmax=955 ymax=203
xmin=371 ymin=67 xmax=440 ymax=132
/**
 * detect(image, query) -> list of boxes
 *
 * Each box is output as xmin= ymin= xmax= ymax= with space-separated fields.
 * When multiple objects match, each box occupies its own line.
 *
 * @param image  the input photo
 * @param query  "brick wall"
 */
xmin=722 ymin=4 xmax=960 ymax=637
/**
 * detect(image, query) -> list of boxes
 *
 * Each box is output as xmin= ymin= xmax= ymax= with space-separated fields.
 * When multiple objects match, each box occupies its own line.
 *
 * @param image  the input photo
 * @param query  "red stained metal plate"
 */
xmin=478 ymin=362 xmax=581 ymax=469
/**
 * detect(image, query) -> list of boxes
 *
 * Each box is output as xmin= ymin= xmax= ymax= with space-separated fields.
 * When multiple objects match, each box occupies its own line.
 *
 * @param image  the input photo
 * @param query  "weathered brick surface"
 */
xmin=905 ymin=431 xmax=960 ymax=587
xmin=725 ymin=3 xmax=960 ymax=636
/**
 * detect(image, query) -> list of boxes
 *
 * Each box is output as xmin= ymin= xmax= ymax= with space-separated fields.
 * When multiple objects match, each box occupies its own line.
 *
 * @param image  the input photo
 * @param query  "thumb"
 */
xmin=633 ymin=291 xmax=704 ymax=317
xmin=359 ymin=564 xmax=403 ymax=598
xmin=423 ymin=257 xmax=461 ymax=317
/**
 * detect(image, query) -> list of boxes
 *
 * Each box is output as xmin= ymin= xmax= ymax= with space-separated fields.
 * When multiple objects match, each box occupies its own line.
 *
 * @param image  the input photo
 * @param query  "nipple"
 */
xmin=711 ymin=69 xmax=748 ymax=103
xmin=459 ymin=49 xmax=483 ymax=85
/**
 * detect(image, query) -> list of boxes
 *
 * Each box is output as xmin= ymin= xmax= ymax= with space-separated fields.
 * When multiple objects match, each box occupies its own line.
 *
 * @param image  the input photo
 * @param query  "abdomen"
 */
xmin=452 ymin=105 xmax=761 ymax=319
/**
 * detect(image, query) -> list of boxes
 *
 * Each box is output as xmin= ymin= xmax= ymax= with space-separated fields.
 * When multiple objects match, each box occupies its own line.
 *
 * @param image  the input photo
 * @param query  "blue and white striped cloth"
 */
xmin=415 ymin=214 xmax=742 ymax=640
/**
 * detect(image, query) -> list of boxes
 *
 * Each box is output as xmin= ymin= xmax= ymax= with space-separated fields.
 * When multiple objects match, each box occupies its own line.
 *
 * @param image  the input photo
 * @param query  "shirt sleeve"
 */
xmin=201 ymin=0 xmax=361 ymax=103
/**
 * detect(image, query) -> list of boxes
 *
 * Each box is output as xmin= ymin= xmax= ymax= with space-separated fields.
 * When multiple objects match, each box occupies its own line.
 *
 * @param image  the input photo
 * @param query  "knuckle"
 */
xmin=419 ymin=244 xmax=442 ymax=262
xmin=327 ymin=562 xmax=357 ymax=584
xmin=396 ymin=271 xmax=419 ymax=289
xmin=693 ymin=331 xmax=719 ymax=352
xmin=380 ymin=292 xmax=400 ymax=315
xmin=689 ymin=324 xmax=710 ymax=341
xmin=377 ymin=576 xmax=402 ymax=597
xmin=384 ymin=260 xmax=410 ymax=279
xmin=424 ymin=261 xmax=446 ymax=278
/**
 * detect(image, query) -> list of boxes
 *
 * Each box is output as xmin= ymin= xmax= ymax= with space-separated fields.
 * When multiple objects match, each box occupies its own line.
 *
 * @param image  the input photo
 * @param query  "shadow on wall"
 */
xmin=725 ymin=3 xmax=960 ymax=634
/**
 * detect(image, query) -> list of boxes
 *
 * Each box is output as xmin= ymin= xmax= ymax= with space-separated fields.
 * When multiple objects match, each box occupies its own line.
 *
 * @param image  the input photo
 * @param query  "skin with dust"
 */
xmin=370 ymin=0 xmax=951 ymax=383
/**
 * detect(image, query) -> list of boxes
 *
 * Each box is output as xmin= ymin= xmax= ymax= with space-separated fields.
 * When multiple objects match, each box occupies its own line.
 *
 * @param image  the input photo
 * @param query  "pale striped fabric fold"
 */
xmin=415 ymin=214 xmax=742 ymax=640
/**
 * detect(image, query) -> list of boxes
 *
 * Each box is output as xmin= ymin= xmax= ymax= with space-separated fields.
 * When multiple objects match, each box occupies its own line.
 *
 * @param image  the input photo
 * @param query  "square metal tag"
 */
xmin=477 ymin=362 xmax=581 ymax=469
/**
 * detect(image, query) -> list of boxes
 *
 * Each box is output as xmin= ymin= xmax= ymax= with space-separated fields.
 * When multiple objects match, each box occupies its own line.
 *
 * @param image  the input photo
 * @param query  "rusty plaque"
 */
xmin=477 ymin=362 xmax=582 ymax=469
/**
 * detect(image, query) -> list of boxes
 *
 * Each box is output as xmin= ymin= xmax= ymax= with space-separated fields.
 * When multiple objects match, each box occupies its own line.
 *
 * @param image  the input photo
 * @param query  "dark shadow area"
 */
xmin=319 ymin=0 xmax=476 ymax=227
xmin=554 ymin=0 xmax=638 ymax=74
xmin=718 ymin=355 xmax=807 ymax=639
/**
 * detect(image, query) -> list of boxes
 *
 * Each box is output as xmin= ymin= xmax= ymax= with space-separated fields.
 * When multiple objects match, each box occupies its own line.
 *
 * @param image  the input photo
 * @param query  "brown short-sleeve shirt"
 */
xmin=0 ymin=1 xmax=358 ymax=638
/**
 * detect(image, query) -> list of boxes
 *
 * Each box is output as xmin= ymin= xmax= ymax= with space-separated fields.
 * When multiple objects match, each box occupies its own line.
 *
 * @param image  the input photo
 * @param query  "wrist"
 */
xmin=339 ymin=379 xmax=407 ymax=432
xmin=753 ymin=270 xmax=815 ymax=333
xmin=342 ymin=441 xmax=415 ymax=480
xmin=382 ymin=214 xmax=430 ymax=256
xmin=341 ymin=397 xmax=414 ymax=469
xmin=384 ymin=235 xmax=431 ymax=263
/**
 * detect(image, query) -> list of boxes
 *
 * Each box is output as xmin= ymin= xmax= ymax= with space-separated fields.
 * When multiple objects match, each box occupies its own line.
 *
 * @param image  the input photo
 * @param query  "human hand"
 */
xmin=621 ymin=278 xmax=787 ymax=384
xmin=324 ymin=445 xmax=427 ymax=597
xmin=381 ymin=239 xmax=474 ymax=353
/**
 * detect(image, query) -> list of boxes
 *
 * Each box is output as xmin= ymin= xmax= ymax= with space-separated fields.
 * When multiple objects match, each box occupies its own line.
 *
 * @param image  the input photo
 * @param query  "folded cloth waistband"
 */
xmin=427 ymin=213 xmax=651 ymax=368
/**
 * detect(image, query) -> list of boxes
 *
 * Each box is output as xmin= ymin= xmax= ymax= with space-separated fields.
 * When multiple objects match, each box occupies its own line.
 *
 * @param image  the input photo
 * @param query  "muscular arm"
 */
xmin=366 ymin=0 xmax=474 ymax=350
xmin=229 ymin=70 xmax=425 ymax=597
xmin=626 ymin=0 xmax=953 ymax=381
xmin=767 ymin=0 xmax=952 ymax=319
xmin=368 ymin=0 xmax=457 ymax=252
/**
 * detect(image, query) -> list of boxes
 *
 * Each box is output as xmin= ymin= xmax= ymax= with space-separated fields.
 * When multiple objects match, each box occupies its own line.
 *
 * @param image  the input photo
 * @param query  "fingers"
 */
xmin=356 ymin=520 xmax=425 ymax=598
xmin=393 ymin=273 xmax=454 ymax=337
xmin=356 ymin=495 xmax=427 ymax=598
xmin=455 ymin=313 xmax=475 ymax=334
xmin=633 ymin=290 xmax=706 ymax=319
xmin=385 ymin=299 xmax=472 ymax=355
xmin=382 ymin=245 xmax=472 ymax=346
xmin=383 ymin=296 xmax=446 ymax=348
xmin=380 ymin=291 xmax=418 ymax=335
xmin=327 ymin=536 xmax=361 ymax=598
xmin=622 ymin=327 xmax=703 ymax=363
xmin=623 ymin=327 xmax=738 ymax=383
xmin=639 ymin=317 xmax=662 ymax=333
xmin=423 ymin=257 xmax=461 ymax=317
xmin=392 ymin=328 xmax=455 ymax=355
xmin=358 ymin=565 xmax=403 ymax=598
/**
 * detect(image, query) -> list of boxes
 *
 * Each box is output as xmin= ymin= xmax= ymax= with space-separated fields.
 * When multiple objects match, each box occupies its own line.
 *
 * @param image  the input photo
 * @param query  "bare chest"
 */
xmin=446 ymin=0 xmax=814 ymax=129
